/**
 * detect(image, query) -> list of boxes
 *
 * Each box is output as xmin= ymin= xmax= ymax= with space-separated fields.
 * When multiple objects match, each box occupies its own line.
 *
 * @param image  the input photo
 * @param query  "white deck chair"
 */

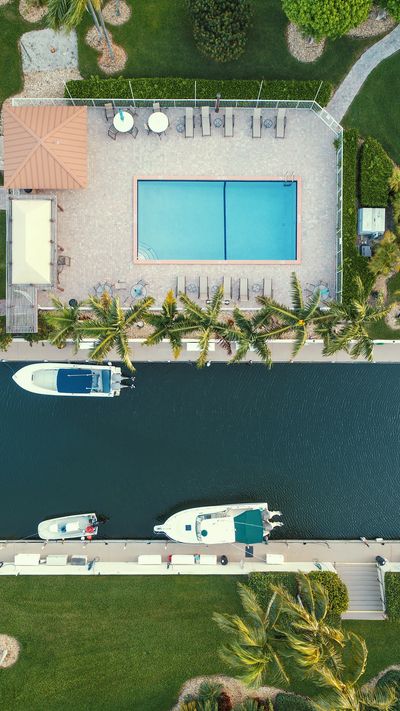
xmin=239 ymin=277 xmax=249 ymax=302
xmin=199 ymin=276 xmax=208 ymax=300
xmin=224 ymin=107 xmax=234 ymax=137
xmin=263 ymin=277 xmax=272 ymax=298
xmin=223 ymin=276 xmax=232 ymax=304
xmin=177 ymin=275 xmax=186 ymax=295
xmin=201 ymin=106 xmax=211 ymax=136
xmin=275 ymin=108 xmax=287 ymax=138
xmin=252 ymin=108 xmax=262 ymax=138
xmin=185 ymin=107 xmax=194 ymax=138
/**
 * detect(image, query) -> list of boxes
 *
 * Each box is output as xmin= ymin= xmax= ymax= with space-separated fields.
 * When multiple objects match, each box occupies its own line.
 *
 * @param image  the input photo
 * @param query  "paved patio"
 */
xmin=40 ymin=105 xmax=338 ymax=308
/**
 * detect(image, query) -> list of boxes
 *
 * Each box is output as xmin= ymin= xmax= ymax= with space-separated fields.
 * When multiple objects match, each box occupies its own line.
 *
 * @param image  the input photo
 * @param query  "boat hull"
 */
xmin=12 ymin=363 xmax=122 ymax=397
xmin=38 ymin=513 xmax=98 ymax=540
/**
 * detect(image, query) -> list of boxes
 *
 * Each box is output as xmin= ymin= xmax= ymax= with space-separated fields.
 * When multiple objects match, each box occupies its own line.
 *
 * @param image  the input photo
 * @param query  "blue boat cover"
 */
xmin=101 ymin=369 xmax=111 ymax=393
xmin=56 ymin=369 xmax=93 ymax=394
xmin=234 ymin=510 xmax=264 ymax=544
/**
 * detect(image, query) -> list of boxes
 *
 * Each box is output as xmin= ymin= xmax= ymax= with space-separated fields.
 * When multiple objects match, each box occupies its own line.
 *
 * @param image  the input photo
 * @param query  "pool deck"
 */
xmin=39 ymin=106 xmax=337 ymax=308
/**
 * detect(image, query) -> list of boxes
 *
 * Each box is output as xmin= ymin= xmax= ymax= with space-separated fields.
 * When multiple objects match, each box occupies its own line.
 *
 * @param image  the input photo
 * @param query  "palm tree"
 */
xmin=179 ymin=286 xmax=231 ymax=368
xmin=310 ymin=632 xmax=397 ymax=710
xmin=144 ymin=290 xmax=189 ymax=359
xmin=213 ymin=582 xmax=289 ymax=688
xmin=257 ymin=273 xmax=333 ymax=359
xmin=44 ymin=296 xmax=86 ymax=350
xmin=46 ymin=0 xmax=114 ymax=59
xmin=77 ymin=293 xmax=154 ymax=371
xmin=319 ymin=275 xmax=390 ymax=362
xmin=369 ymin=230 xmax=400 ymax=278
xmin=223 ymin=308 xmax=273 ymax=367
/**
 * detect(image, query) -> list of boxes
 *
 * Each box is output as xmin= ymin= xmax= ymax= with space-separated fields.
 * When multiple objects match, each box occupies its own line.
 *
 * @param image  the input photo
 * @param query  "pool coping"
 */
xmin=133 ymin=176 xmax=301 ymax=265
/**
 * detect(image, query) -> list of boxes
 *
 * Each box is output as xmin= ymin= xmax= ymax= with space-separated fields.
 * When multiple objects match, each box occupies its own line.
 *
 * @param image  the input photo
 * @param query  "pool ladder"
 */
xmin=284 ymin=171 xmax=295 ymax=186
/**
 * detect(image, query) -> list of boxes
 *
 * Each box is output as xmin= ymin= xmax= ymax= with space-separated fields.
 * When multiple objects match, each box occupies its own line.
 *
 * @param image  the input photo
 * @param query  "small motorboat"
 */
xmin=154 ymin=503 xmax=283 ymax=544
xmin=12 ymin=362 xmax=123 ymax=397
xmin=38 ymin=513 xmax=98 ymax=540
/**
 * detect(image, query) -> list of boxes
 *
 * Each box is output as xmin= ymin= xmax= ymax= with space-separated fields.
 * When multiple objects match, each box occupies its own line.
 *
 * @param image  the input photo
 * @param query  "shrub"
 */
xmin=0 ymin=317 xmax=12 ymax=352
xmin=342 ymin=129 xmax=372 ymax=302
xmin=247 ymin=571 xmax=348 ymax=620
xmin=281 ymin=0 xmax=372 ymax=40
xmin=375 ymin=669 xmax=400 ymax=710
xmin=187 ymin=0 xmax=252 ymax=62
xmin=369 ymin=230 xmax=400 ymax=277
xmin=392 ymin=193 xmax=400 ymax=237
xmin=360 ymin=136 xmax=393 ymax=207
xmin=381 ymin=0 xmax=400 ymax=22
xmin=389 ymin=167 xmax=400 ymax=194
xmin=274 ymin=692 xmax=315 ymax=710
xmin=385 ymin=572 xmax=400 ymax=620
xmin=65 ymin=77 xmax=333 ymax=106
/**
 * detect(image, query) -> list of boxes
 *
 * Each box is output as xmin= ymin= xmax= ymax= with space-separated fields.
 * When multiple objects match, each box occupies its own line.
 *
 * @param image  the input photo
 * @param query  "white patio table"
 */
xmin=113 ymin=111 xmax=134 ymax=133
xmin=148 ymin=111 xmax=169 ymax=134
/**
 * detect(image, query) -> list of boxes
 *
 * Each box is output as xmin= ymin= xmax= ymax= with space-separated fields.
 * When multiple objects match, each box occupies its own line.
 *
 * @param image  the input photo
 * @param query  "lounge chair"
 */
xmin=223 ymin=276 xmax=232 ymax=304
xmin=129 ymin=125 xmax=139 ymax=139
xmin=275 ymin=108 xmax=287 ymax=138
xmin=176 ymin=276 xmax=186 ymax=295
xmin=185 ymin=107 xmax=194 ymax=138
xmin=262 ymin=278 xmax=271 ymax=298
xmin=252 ymin=108 xmax=262 ymax=138
xmin=104 ymin=102 xmax=115 ymax=122
xmin=201 ymin=106 xmax=211 ymax=136
xmin=224 ymin=107 xmax=234 ymax=137
xmin=199 ymin=276 xmax=208 ymax=300
xmin=239 ymin=277 xmax=249 ymax=302
xmin=153 ymin=102 xmax=161 ymax=112
xmin=108 ymin=124 xmax=118 ymax=140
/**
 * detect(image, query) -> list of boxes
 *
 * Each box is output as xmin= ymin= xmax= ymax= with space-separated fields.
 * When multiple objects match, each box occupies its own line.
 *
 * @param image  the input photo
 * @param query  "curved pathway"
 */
xmin=327 ymin=24 xmax=400 ymax=122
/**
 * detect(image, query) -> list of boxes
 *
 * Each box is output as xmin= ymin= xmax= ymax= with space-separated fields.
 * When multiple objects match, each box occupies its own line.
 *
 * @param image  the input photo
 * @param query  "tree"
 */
xmin=369 ymin=230 xmax=400 ymax=278
xmin=224 ymin=308 xmax=273 ymax=367
xmin=187 ymin=0 xmax=252 ymax=62
xmin=257 ymin=273 xmax=333 ymax=359
xmin=282 ymin=0 xmax=372 ymax=40
xmin=144 ymin=290 xmax=189 ymax=359
xmin=77 ymin=293 xmax=154 ymax=371
xmin=213 ymin=582 xmax=289 ymax=687
xmin=380 ymin=0 xmax=400 ymax=22
xmin=319 ymin=275 xmax=390 ymax=362
xmin=389 ymin=166 xmax=400 ymax=194
xmin=46 ymin=0 xmax=114 ymax=59
xmin=180 ymin=286 xmax=231 ymax=368
xmin=44 ymin=296 xmax=86 ymax=350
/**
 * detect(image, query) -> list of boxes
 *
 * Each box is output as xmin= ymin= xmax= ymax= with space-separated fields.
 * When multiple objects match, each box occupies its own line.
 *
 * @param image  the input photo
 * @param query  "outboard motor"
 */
xmin=376 ymin=555 xmax=388 ymax=567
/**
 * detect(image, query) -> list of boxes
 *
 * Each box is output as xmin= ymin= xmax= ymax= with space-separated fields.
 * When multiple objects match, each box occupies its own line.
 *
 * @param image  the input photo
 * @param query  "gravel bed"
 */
xmin=102 ymin=0 xmax=131 ymax=26
xmin=0 ymin=635 xmax=20 ymax=668
xmin=172 ymin=675 xmax=282 ymax=710
xmin=19 ymin=0 xmax=47 ymax=23
xmin=347 ymin=5 xmax=396 ymax=37
xmin=85 ymin=26 xmax=127 ymax=74
xmin=287 ymin=23 xmax=325 ymax=63
xmin=20 ymin=28 xmax=78 ymax=72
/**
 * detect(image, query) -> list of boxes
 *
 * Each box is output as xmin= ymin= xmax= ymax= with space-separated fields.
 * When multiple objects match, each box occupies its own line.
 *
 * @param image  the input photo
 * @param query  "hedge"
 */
xmin=374 ymin=669 xmax=400 ymax=710
xmin=65 ymin=77 xmax=333 ymax=106
xmin=274 ymin=692 xmax=315 ymax=710
xmin=360 ymin=136 xmax=393 ymax=207
xmin=247 ymin=570 xmax=348 ymax=620
xmin=385 ymin=573 xmax=400 ymax=621
xmin=342 ymin=129 xmax=372 ymax=302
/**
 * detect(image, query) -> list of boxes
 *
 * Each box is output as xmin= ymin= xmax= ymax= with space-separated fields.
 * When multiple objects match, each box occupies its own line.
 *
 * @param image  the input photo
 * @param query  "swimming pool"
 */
xmin=134 ymin=178 xmax=299 ymax=263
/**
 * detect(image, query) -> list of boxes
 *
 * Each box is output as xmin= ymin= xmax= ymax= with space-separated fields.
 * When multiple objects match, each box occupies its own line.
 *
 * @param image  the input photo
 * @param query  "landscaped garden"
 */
xmin=0 ymin=574 xmax=400 ymax=710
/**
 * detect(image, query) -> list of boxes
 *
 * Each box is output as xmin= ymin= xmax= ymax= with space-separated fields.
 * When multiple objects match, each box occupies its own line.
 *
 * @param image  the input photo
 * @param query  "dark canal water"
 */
xmin=1 ymin=362 xmax=399 ymax=540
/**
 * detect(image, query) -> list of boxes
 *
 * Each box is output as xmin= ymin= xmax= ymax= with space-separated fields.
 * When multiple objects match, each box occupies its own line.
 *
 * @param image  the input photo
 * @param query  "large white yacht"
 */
xmin=154 ymin=503 xmax=283 ymax=544
xmin=12 ymin=362 xmax=123 ymax=397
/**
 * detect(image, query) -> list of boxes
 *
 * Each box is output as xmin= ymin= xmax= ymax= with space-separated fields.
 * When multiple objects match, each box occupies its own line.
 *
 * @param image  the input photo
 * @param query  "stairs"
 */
xmin=336 ymin=564 xmax=386 ymax=620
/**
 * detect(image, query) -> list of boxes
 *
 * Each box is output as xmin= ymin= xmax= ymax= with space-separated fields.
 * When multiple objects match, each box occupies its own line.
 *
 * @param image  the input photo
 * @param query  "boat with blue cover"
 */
xmin=154 ymin=503 xmax=283 ymax=544
xmin=12 ymin=362 xmax=123 ymax=397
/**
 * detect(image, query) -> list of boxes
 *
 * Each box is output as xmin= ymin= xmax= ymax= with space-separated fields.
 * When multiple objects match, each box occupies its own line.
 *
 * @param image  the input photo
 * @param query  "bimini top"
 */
xmin=4 ymin=105 xmax=88 ymax=189
xmin=234 ymin=509 xmax=264 ymax=544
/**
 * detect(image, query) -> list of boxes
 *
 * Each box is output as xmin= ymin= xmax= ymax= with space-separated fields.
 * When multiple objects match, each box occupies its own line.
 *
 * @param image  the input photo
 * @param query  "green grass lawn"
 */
xmin=369 ymin=271 xmax=400 ymax=340
xmin=344 ymin=51 xmax=400 ymax=164
xmin=0 ymin=576 xmax=399 ymax=711
xmin=76 ymin=0 xmax=377 ymax=86
xmin=0 ymin=211 xmax=6 ymax=300
xmin=0 ymin=576 xmax=241 ymax=711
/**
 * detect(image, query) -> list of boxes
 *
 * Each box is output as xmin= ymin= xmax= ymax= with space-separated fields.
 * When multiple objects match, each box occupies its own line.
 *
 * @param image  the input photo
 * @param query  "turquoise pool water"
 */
xmin=136 ymin=179 xmax=297 ymax=261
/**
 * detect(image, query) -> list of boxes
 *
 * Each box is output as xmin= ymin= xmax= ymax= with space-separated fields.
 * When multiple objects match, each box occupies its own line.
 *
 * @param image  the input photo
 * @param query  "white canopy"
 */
xmin=357 ymin=208 xmax=385 ymax=236
xmin=11 ymin=199 xmax=52 ymax=285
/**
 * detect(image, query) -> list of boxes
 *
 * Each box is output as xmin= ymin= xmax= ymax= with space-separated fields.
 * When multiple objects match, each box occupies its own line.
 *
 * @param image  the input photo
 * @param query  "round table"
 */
xmin=314 ymin=284 xmax=330 ymax=300
xmin=214 ymin=117 xmax=223 ymax=128
xmin=113 ymin=111 xmax=134 ymax=133
xmin=148 ymin=111 xmax=169 ymax=134
xmin=176 ymin=123 xmax=185 ymax=133
xmin=131 ymin=283 xmax=147 ymax=299
xmin=263 ymin=118 xmax=273 ymax=128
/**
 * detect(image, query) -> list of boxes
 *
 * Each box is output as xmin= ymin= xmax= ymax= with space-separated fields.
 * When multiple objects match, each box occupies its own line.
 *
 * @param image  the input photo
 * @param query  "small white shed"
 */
xmin=358 ymin=208 xmax=385 ymax=236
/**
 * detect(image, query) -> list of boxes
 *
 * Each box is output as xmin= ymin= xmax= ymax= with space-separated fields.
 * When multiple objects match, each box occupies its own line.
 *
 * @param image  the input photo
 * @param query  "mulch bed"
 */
xmin=286 ymin=23 xmax=325 ymax=63
xmin=347 ymin=5 xmax=396 ymax=38
xmin=102 ymin=0 xmax=131 ymax=26
xmin=19 ymin=0 xmax=47 ymax=22
xmin=0 ymin=635 xmax=20 ymax=668
xmin=85 ymin=26 xmax=127 ymax=74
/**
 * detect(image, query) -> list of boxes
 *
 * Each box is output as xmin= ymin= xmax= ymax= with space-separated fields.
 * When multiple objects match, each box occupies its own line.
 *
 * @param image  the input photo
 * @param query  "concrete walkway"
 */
xmin=327 ymin=24 xmax=400 ymax=122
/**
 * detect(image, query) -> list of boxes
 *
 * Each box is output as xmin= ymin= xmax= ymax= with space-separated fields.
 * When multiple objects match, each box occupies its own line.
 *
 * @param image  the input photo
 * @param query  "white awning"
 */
xmin=11 ymin=199 xmax=52 ymax=284
xmin=357 ymin=208 xmax=385 ymax=236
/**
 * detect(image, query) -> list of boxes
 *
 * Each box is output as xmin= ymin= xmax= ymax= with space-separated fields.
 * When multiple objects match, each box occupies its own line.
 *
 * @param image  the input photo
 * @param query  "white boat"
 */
xmin=154 ymin=503 xmax=283 ymax=544
xmin=38 ymin=513 xmax=98 ymax=540
xmin=12 ymin=362 xmax=123 ymax=397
